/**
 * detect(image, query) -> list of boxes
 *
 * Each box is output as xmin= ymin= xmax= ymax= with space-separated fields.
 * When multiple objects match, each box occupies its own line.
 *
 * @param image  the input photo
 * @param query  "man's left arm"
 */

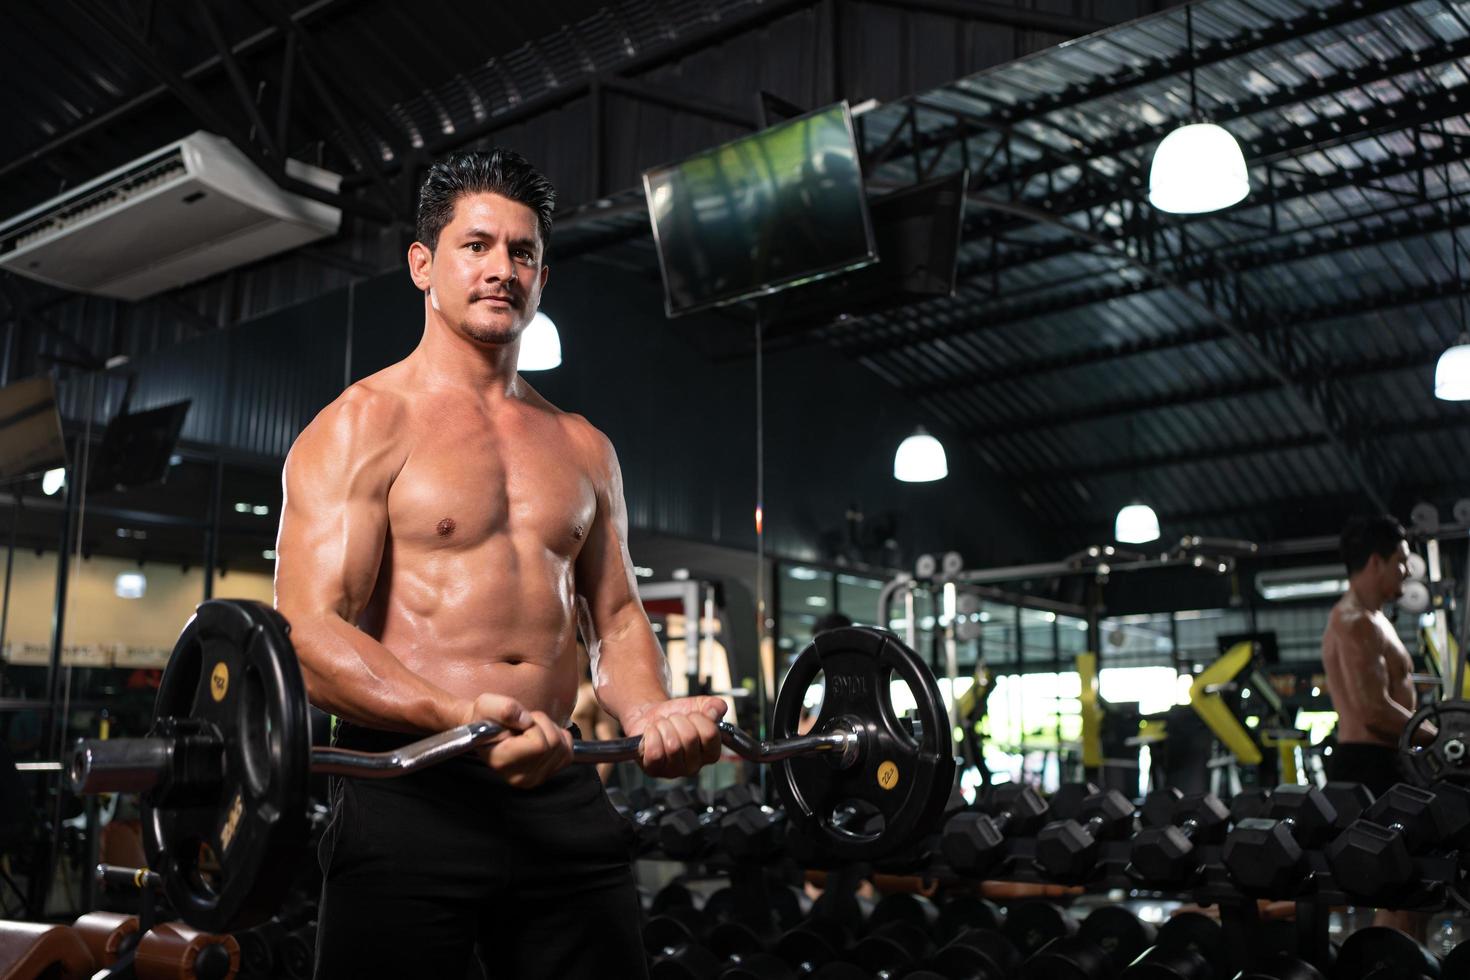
xmin=575 ymin=428 xmax=726 ymax=777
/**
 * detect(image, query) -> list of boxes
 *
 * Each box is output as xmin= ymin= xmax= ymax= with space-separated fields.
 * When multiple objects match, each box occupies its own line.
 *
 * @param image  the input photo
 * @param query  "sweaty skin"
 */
xmin=275 ymin=189 xmax=725 ymax=786
xmin=1321 ymin=540 xmax=1431 ymax=747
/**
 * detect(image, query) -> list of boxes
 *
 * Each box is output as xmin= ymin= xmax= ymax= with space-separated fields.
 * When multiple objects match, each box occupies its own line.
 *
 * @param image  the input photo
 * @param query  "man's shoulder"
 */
xmin=289 ymin=372 xmax=410 ymax=462
xmin=523 ymin=394 xmax=614 ymax=465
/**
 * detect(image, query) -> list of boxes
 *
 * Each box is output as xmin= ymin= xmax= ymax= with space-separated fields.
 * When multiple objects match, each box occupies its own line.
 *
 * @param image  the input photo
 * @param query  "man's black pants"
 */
xmin=314 ymin=723 xmax=647 ymax=980
xmin=1325 ymin=741 xmax=1405 ymax=799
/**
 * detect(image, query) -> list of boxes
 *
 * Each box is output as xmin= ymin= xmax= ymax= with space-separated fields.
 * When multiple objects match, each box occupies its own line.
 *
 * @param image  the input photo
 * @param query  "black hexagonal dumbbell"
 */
xmin=941 ymin=784 xmax=1049 ymax=875
xmin=1048 ymin=781 xmax=1101 ymax=822
xmin=1141 ymin=787 xmax=1184 ymax=829
xmin=721 ymin=797 xmax=787 ymax=862
xmin=661 ymin=784 xmax=765 ymax=859
xmin=1326 ymin=781 xmax=1470 ymax=902
xmin=1033 ymin=789 xmax=1135 ymax=882
xmin=1320 ymin=781 xmax=1374 ymax=827
xmin=1129 ymin=792 xmax=1231 ymax=885
xmin=1222 ymin=784 xmax=1338 ymax=895
xmin=1229 ymin=787 xmax=1271 ymax=825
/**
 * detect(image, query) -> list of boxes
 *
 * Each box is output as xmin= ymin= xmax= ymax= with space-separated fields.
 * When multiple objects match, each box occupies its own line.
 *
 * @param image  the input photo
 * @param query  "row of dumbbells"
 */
xmin=638 ymin=877 xmax=1431 ymax=980
xmin=941 ymin=780 xmax=1470 ymax=905
xmin=609 ymin=784 xmax=791 ymax=862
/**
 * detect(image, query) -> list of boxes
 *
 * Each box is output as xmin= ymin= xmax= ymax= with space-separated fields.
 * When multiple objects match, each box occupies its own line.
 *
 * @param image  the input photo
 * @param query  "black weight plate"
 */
xmin=719 ymin=952 xmax=796 ymax=980
xmin=867 ymin=893 xmax=937 ymax=934
xmin=1399 ymin=700 xmax=1470 ymax=788
xmin=773 ymin=926 xmax=841 ymax=972
xmin=1080 ymin=906 xmax=1157 ymax=969
xmin=1003 ymin=900 xmax=1076 ymax=957
xmin=771 ymin=627 xmax=954 ymax=861
xmin=143 ymin=600 xmax=310 ymax=934
xmin=1023 ymin=935 xmax=1115 ymax=980
xmin=1154 ymin=913 xmax=1223 ymax=962
xmin=1121 ymin=946 xmax=1212 ymax=980
xmin=936 ymin=895 xmax=1002 ymax=942
xmin=652 ymin=883 xmax=697 ymax=916
xmin=937 ymin=928 xmax=1023 ymax=977
xmin=1334 ymin=927 xmax=1441 ymax=980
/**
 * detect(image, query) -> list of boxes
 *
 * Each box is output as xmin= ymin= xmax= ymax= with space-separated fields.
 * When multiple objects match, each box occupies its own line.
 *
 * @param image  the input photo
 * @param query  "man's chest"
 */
xmin=386 ymin=422 xmax=598 ymax=553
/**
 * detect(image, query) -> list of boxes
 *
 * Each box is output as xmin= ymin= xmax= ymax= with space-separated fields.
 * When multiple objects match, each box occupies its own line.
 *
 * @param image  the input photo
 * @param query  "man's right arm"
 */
xmin=1334 ymin=618 xmax=1424 ymax=744
xmin=274 ymin=389 xmax=481 ymax=734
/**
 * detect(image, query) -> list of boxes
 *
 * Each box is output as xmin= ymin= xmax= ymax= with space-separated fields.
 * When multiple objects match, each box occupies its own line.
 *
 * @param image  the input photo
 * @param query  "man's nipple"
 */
xmin=436 ymin=517 xmax=457 ymax=537
xmin=572 ymin=522 xmax=585 ymax=541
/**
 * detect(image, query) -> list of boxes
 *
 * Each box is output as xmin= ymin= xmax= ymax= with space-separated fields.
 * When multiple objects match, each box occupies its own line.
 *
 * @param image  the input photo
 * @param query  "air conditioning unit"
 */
xmin=0 ymin=131 xmax=341 ymax=300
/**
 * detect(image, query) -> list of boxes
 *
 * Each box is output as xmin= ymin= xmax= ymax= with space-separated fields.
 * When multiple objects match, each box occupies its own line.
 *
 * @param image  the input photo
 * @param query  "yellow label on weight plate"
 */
xmin=210 ymin=662 xmax=229 ymax=701
xmin=876 ymin=761 xmax=899 ymax=790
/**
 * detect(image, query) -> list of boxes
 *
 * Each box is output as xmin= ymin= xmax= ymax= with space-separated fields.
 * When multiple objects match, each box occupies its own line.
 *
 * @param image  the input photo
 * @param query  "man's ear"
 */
xmin=539 ymin=262 xmax=550 ymax=293
xmin=408 ymin=241 xmax=433 ymax=292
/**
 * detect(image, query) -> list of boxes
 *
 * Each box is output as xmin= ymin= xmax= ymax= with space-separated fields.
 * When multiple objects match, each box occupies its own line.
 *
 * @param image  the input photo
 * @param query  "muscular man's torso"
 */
xmin=1322 ymin=592 xmax=1415 ymax=745
xmin=356 ymin=363 xmax=598 ymax=725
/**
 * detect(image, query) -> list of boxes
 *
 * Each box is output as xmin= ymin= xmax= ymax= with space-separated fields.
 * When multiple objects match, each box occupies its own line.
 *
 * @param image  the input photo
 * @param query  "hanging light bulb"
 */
xmin=1148 ymin=5 xmax=1249 ymax=215
xmin=894 ymin=427 xmax=948 ymax=482
xmin=1115 ymin=502 xmax=1160 ymax=544
xmin=1435 ymin=336 xmax=1470 ymax=401
xmin=42 ymin=467 xmax=65 ymax=495
xmin=1148 ymin=123 xmax=1250 ymax=214
xmin=518 ymin=311 xmax=562 ymax=371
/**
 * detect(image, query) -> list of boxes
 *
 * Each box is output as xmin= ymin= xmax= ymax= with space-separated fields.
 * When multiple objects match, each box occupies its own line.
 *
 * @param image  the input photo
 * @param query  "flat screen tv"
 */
xmin=643 ymin=102 xmax=876 ymax=317
xmin=0 ymin=376 xmax=66 ymax=485
xmin=759 ymin=169 xmax=968 ymax=330
xmin=86 ymin=400 xmax=190 ymax=494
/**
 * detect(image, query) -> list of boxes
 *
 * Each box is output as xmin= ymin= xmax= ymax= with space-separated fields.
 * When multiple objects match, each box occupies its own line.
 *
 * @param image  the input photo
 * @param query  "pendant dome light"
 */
xmin=518 ymin=311 xmax=562 ymax=371
xmin=894 ymin=427 xmax=948 ymax=482
xmin=1148 ymin=6 xmax=1249 ymax=214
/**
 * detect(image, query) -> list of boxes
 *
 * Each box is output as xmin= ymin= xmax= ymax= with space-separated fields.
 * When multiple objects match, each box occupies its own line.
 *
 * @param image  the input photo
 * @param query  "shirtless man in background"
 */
xmin=274 ymin=149 xmax=726 ymax=980
xmin=1322 ymin=514 xmax=1432 ymax=792
xmin=1322 ymin=514 xmax=1433 ymax=937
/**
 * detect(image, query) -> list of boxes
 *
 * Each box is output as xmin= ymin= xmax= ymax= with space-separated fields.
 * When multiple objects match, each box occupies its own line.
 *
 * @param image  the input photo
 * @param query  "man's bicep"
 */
xmin=274 ymin=416 xmax=392 ymax=624
xmin=575 ymin=436 xmax=644 ymax=632
xmin=1337 ymin=624 xmax=1395 ymax=707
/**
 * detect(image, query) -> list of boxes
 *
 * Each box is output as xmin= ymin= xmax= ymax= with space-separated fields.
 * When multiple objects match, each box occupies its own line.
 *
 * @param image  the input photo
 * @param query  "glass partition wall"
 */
xmin=0 ymin=443 xmax=284 ymax=918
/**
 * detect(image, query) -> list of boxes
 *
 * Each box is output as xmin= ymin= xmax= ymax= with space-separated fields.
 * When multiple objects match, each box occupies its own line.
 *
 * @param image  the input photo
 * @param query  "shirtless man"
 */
xmin=274 ymin=149 xmax=727 ymax=980
xmin=1321 ymin=514 xmax=1432 ymax=795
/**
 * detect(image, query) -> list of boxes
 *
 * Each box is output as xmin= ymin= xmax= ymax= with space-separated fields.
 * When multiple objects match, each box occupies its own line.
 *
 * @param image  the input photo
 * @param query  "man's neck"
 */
xmin=1347 ymin=579 xmax=1383 ymax=612
xmin=412 ymin=306 xmax=521 ymax=397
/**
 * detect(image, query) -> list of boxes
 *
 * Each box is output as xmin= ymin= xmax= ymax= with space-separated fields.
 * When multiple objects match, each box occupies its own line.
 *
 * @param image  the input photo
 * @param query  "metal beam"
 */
xmin=253 ymin=0 xmax=410 ymax=224
xmin=883 ymin=27 xmax=1470 ymax=217
xmin=421 ymin=0 xmax=819 ymax=160
xmin=905 ymin=277 xmax=1470 ymax=398
xmin=841 ymin=193 xmax=1470 ymax=360
xmin=965 ymin=348 xmax=1448 ymax=441
xmin=193 ymin=0 xmax=280 ymax=158
xmin=862 ymin=0 xmax=1111 ymax=38
xmin=0 ymin=0 xmax=351 ymax=182
xmin=921 ymin=193 xmax=1387 ymax=507
xmin=600 ymin=76 xmax=756 ymax=130
xmin=1014 ymin=413 xmax=1470 ymax=484
xmin=66 ymin=0 xmax=392 ymax=223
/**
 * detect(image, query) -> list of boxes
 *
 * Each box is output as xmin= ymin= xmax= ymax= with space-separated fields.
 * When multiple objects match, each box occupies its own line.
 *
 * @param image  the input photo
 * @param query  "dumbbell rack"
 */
xmin=633 ymin=789 xmax=1466 ymax=978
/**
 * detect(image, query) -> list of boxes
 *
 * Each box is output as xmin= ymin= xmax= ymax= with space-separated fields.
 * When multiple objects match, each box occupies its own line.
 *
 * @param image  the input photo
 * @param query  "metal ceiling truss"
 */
xmin=1016 ymin=412 xmax=1470 ymax=484
xmin=902 ymin=276 xmax=1470 ymax=399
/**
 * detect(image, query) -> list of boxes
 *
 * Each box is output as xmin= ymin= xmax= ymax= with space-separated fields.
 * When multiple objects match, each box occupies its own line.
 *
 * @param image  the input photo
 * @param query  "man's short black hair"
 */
xmin=415 ymin=148 xmax=556 ymax=253
xmin=1340 ymin=514 xmax=1407 ymax=574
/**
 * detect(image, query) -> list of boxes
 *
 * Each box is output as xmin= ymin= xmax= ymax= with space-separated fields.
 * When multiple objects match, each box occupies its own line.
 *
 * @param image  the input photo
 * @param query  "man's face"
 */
xmin=1369 ymin=539 xmax=1411 ymax=600
xmin=411 ymin=191 xmax=549 ymax=347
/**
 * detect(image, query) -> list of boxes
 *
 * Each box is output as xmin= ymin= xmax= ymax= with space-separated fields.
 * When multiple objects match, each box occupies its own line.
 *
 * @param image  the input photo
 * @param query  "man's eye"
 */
xmin=467 ymin=243 xmax=485 ymax=252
